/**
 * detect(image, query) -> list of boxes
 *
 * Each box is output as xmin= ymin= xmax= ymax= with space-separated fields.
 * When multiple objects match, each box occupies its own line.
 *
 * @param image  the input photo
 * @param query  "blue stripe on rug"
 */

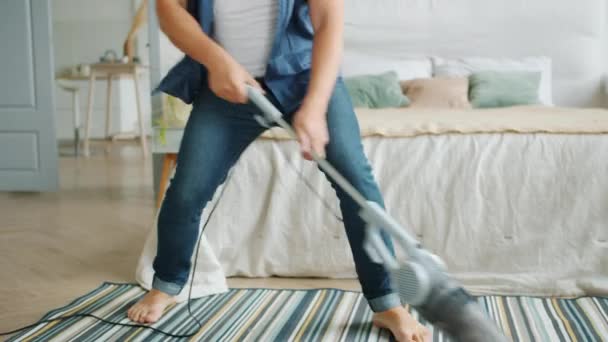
xmin=7 ymin=282 xmax=608 ymax=341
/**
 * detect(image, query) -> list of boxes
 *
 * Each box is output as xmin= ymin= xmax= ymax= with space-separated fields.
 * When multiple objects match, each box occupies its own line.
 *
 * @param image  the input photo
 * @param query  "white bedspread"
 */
xmin=137 ymin=108 xmax=608 ymax=301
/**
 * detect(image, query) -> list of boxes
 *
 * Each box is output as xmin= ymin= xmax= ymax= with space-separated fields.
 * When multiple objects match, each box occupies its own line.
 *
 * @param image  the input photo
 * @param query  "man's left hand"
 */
xmin=292 ymin=101 xmax=329 ymax=161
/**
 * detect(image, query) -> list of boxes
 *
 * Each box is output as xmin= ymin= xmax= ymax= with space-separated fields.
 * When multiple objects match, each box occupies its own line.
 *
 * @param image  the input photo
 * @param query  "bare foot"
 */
xmin=127 ymin=289 xmax=176 ymax=324
xmin=373 ymin=306 xmax=431 ymax=342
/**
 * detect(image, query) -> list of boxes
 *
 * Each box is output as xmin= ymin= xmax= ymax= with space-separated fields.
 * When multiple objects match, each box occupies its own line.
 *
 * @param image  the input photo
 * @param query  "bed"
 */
xmin=137 ymin=106 xmax=608 ymax=301
xmin=138 ymin=0 xmax=608 ymax=301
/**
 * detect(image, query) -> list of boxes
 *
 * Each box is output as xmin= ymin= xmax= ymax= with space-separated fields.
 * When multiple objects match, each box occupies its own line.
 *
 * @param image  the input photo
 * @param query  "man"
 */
xmin=128 ymin=0 xmax=430 ymax=341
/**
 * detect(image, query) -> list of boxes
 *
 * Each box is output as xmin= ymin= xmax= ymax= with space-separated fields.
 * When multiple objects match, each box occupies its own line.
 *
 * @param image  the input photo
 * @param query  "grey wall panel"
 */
xmin=0 ymin=132 xmax=38 ymax=170
xmin=0 ymin=0 xmax=58 ymax=191
xmin=0 ymin=0 xmax=35 ymax=109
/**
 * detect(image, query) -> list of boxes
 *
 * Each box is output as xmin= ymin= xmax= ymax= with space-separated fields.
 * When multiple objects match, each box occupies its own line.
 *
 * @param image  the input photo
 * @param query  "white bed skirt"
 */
xmin=137 ymin=133 xmax=608 ymax=300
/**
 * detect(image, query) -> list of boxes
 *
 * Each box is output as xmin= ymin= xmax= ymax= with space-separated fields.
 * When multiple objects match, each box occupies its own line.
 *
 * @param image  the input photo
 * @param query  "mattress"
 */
xmin=137 ymin=107 xmax=608 ymax=301
xmin=263 ymin=106 xmax=608 ymax=140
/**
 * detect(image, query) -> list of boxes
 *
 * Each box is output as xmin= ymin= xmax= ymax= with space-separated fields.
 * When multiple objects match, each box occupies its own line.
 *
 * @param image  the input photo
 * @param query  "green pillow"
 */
xmin=469 ymin=71 xmax=541 ymax=108
xmin=344 ymin=71 xmax=410 ymax=108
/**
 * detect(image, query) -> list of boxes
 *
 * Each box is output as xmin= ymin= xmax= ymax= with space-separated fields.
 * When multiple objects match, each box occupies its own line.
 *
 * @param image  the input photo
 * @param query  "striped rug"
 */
xmin=7 ymin=282 xmax=608 ymax=341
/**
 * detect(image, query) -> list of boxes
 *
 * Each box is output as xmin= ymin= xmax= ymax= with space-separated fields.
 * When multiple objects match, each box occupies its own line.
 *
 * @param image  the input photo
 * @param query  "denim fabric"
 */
xmin=156 ymin=0 xmax=315 ymax=113
xmin=153 ymin=81 xmax=400 ymax=312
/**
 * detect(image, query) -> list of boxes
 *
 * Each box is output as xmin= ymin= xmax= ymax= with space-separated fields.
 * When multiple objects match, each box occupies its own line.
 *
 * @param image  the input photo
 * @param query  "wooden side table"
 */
xmin=82 ymin=63 xmax=149 ymax=157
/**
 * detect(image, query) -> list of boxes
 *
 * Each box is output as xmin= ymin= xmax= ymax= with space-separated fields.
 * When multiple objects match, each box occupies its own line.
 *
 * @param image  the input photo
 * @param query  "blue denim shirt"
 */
xmin=156 ymin=0 xmax=314 ymax=113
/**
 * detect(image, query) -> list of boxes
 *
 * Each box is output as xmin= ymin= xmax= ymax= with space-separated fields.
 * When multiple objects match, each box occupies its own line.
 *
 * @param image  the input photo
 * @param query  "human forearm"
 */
xmin=156 ymin=0 xmax=261 ymax=102
xmin=304 ymin=0 xmax=344 ymax=114
xmin=155 ymin=0 xmax=228 ymax=69
xmin=292 ymin=0 xmax=344 ymax=160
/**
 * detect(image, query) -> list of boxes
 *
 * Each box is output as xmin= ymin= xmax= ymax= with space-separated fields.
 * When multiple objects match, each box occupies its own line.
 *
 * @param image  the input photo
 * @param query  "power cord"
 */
xmin=0 ymin=169 xmax=234 ymax=339
xmin=1 ymin=121 xmax=345 ymax=339
xmin=264 ymin=127 xmax=343 ymax=223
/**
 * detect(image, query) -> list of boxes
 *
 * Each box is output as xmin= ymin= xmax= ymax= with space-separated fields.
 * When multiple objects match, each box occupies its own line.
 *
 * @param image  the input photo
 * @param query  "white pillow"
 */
xmin=433 ymin=57 xmax=553 ymax=106
xmin=341 ymin=52 xmax=432 ymax=81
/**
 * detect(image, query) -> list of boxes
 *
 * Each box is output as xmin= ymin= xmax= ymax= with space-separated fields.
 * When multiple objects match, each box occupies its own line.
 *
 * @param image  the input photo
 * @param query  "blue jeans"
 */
xmin=153 ymin=81 xmax=400 ymax=312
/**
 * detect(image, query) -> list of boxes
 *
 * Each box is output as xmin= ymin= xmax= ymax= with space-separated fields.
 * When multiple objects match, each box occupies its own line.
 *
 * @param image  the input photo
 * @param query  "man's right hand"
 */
xmin=207 ymin=55 xmax=263 ymax=104
xmin=156 ymin=0 xmax=263 ymax=104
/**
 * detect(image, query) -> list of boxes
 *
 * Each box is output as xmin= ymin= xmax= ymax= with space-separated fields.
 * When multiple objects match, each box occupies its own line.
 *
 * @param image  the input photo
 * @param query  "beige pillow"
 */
xmin=401 ymin=77 xmax=472 ymax=109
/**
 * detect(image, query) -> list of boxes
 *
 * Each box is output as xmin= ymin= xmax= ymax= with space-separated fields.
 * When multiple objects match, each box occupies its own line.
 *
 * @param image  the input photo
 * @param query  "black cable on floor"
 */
xmin=0 ymin=170 xmax=235 ymax=339
xmin=2 ymin=125 xmax=346 ymax=339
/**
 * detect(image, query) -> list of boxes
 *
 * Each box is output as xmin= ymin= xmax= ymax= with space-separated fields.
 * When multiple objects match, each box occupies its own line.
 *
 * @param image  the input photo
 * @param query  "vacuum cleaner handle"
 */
xmin=246 ymin=86 xmax=418 ymax=253
xmin=246 ymin=85 xmax=508 ymax=342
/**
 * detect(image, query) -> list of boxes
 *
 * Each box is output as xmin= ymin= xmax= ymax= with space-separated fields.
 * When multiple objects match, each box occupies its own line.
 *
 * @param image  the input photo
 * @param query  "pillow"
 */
xmin=341 ymin=52 xmax=432 ymax=81
xmin=433 ymin=57 xmax=553 ymax=106
xmin=344 ymin=71 xmax=410 ymax=108
xmin=401 ymin=77 xmax=472 ymax=109
xmin=469 ymin=71 xmax=542 ymax=108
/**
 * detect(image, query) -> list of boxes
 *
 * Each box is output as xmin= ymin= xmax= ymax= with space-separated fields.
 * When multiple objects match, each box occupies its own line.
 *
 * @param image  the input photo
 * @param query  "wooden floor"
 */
xmin=0 ymin=142 xmax=359 ymax=334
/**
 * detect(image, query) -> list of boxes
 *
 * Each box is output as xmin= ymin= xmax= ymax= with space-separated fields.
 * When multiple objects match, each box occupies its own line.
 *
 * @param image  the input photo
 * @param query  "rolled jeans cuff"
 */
xmin=367 ymin=292 xmax=402 ymax=312
xmin=152 ymin=275 xmax=183 ymax=296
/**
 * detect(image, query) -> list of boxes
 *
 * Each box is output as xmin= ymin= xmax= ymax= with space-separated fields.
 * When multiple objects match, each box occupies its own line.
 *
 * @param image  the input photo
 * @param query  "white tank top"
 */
xmin=213 ymin=0 xmax=279 ymax=77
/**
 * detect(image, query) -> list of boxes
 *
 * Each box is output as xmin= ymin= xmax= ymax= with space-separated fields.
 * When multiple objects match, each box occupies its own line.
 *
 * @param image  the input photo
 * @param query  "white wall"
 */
xmin=52 ymin=0 xmax=151 ymax=141
xmin=343 ymin=0 xmax=606 ymax=108
xmin=604 ymin=2 xmax=608 ymax=106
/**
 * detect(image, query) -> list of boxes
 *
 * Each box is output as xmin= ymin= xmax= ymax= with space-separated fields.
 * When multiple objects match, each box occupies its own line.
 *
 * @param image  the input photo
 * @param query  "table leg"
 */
xmin=132 ymin=70 xmax=149 ymax=158
xmin=83 ymin=71 xmax=97 ymax=157
xmin=73 ymin=89 xmax=81 ymax=157
xmin=105 ymin=75 xmax=113 ymax=154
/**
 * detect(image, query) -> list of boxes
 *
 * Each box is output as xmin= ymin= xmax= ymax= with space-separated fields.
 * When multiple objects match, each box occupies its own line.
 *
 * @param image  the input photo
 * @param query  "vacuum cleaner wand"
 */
xmin=246 ymin=86 xmax=507 ymax=342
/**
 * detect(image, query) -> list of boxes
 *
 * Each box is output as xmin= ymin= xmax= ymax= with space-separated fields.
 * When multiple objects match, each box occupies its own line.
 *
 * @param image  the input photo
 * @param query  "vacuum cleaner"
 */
xmin=247 ymin=85 xmax=508 ymax=342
